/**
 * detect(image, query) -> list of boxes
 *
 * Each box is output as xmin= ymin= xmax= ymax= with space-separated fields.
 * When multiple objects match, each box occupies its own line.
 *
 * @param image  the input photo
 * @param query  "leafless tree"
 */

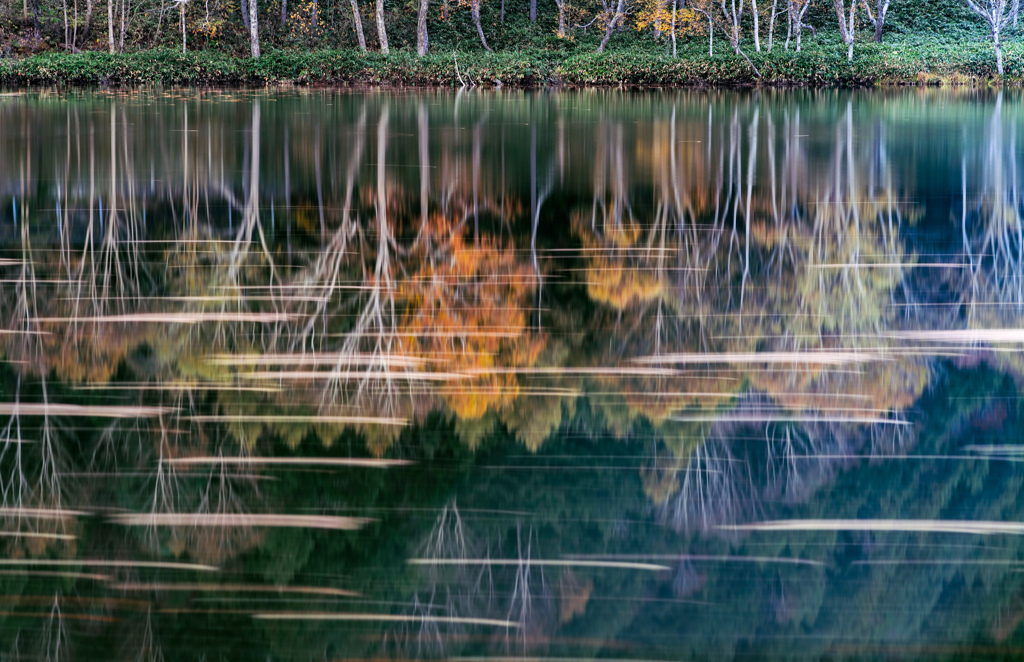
xmin=860 ymin=0 xmax=892 ymax=41
xmin=350 ymin=0 xmax=367 ymax=50
xmin=833 ymin=0 xmax=856 ymax=60
xmin=248 ymin=0 xmax=260 ymax=57
xmin=596 ymin=0 xmax=627 ymax=52
xmin=416 ymin=0 xmax=429 ymax=53
xmin=376 ymin=0 xmax=389 ymax=53
xmin=964 ymin=0 xmax=1012 ymax=74
xmin=41 ymin=594 xmax=69 ymax=662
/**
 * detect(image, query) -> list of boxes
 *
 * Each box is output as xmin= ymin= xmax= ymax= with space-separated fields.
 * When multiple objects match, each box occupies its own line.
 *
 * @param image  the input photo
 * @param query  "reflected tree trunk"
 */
xmin=418 ymin=104 xmax=430 ymax=228
xmin=377 ymin=106 xmax=389 ymax=250
xmin=740 ymin=106 xmax=758 ymax=312
xmin=227 ymin=100 xmax=277 ymax=287
xmin=248 ymin=102 xmax=261 ymax=249
xmin=315 ymin=124 xmax=325 ymax=238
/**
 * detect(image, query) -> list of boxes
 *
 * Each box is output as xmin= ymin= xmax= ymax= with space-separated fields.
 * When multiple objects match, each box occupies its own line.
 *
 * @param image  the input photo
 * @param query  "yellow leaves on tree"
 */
xmin=632 ymin=0 xmax=706 ymax=36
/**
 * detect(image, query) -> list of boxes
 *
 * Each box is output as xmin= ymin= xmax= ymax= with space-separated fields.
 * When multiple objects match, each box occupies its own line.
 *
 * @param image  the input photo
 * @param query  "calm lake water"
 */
xmin=1 ymin=87 xmax=1024 ymax=660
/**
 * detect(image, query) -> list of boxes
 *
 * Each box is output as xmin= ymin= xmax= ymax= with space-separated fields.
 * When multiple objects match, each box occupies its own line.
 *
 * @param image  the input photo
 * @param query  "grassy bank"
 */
xmin=0 ymin=37 xmax=1020 ymax=88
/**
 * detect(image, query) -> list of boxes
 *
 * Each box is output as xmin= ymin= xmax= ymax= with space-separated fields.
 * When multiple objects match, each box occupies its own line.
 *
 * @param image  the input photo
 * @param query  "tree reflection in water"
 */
xmin=0 ymin=88 xmax=1022 ymax=659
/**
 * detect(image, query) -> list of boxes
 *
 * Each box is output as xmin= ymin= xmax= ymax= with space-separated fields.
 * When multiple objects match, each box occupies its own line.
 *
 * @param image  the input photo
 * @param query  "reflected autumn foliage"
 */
xmin=1 ymin=88 xmax=1024 ymax=662
xmin=0 ymin=89 xmax=1021 ymax=564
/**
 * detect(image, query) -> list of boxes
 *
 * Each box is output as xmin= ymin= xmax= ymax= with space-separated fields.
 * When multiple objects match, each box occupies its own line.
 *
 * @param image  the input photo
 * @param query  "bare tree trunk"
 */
xmin=860 ymin=0 xmax=889 ymax=42
xmin=349 ymin=0 xmax=366 ymax=49
xmin=530 ymin=0 xmax=535 ymax=21
xmin=500 ymin=0 xmax=504 ymax=21
xmin=752 ymin=0 xmax=760 ymax=51
xmin=249 ymin=0 xmax=260 ymax=57
xmin=596 ymin=0 xmax=625 ymax=52
xmin=78 ymin=0 xmax=94 ymax=48
xmin=707 ymin=9 xmax=713 ymax=54
xmin=64 ymin=0 xmax=70 ymax=50
xmin=784 ymin=0 xmax=792 ymax=48
xmin=767 ymin=0 xmax=776 ymax=50
xmin=118 ymin=0 xmax=126 ymax=52
xmin=995 ymin=27 xmax=1004 ymax=74
xmin=154 ymin=0 xmax=163 ymax=44
xmin=241 ymin=0 xmax=249 ymax=29
xmin=375 ymin=0 xmax=388 ymax=53
xmin=794 ymin=0 xmax=809 ymax=51
xmin=416 ymin=0 xmax=428 ymax=54
xmin=717 ymin=0 xmax=744 ymax=53
xmin=472 ymin=0 xmax=491 ymax=49
xmin=108 ymin=0 xmax=115 ymax=51
xmin=180 ymin=0 xmax=186 ymax=53
xmin=671 ymin=0 xmax=677 ymax=55
xmin=30 ymin=0 xmax=39 ymax=38
xmin=834 ymin=0 xmax=855 ymax=61
xmin=311 ymin=0 xmax=317 ymax=27
xmin=963 ymin=0 xmax=1011 ymax=77
xmin=280 ymin=0 xmax=286 ymax=26
xmin=556 ymin=0 xmax=566 ymax=36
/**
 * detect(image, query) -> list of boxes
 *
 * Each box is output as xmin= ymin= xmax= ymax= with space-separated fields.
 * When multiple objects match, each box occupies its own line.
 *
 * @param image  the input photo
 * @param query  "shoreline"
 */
xmin=0 ymin=42 xmax=1020 ymax=88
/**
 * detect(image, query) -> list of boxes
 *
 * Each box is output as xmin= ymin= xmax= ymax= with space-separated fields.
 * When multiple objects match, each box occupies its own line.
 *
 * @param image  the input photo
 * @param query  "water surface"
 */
xmin=0 ymin=88 xmax=1023 ymax=660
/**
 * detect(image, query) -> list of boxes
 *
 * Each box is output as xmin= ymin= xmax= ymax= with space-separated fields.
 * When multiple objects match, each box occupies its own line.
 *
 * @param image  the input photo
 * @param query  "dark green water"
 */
xmin=1 ymin=87 xmax=1024 ymax=660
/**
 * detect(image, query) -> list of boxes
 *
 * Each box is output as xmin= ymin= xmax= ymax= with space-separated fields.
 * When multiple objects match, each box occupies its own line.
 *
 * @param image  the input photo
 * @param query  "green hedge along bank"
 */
xmin=1 ymin=39 xmax=1022 ymax=88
